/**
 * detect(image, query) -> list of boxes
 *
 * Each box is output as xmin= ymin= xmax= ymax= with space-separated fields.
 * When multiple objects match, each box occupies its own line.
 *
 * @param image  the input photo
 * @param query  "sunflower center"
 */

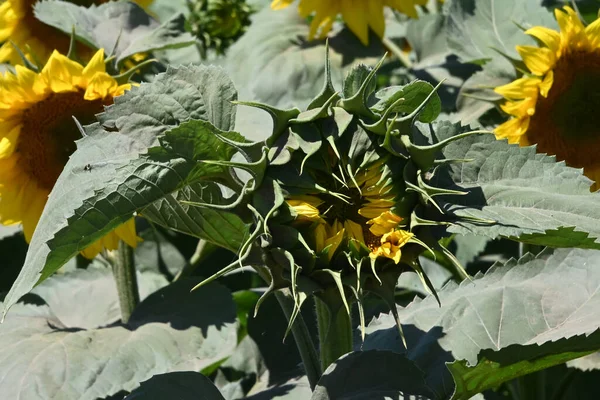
xmin=18 ymin=91 xmax=107 ymax=190
xmin=526 ymin=49 xmax=600 ymax=169
xmin=317 ymin=187 xmax=365 ymax=224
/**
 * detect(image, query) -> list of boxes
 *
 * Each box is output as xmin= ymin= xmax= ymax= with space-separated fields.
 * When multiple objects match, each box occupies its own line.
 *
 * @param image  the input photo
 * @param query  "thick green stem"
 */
xmin=273 ymin=289 xmax=322 ymax=390
xmin=113 ymin=240 xmax=140 ymax=323
xmin=315 ymin=296 xmax=353 ymax=371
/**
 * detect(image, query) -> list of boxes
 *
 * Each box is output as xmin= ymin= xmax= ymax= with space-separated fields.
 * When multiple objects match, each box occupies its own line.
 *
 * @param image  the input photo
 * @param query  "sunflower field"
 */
xmin=5 ymin=0 xmax=600 ymax=398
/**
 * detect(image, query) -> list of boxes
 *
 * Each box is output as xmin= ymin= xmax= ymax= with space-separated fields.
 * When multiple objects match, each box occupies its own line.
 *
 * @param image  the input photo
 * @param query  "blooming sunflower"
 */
xmin=0 ymin=0 xmax=153 ymax=65
xmin=287 ymin=157 xmax=413 ymax=264
xmin=494 ymin=6 xmax=600 ymax=190
xmin=270 ymin=0 xmax=427 ymax=45
xmin=0 ymin=48 xmax=138 ymax=259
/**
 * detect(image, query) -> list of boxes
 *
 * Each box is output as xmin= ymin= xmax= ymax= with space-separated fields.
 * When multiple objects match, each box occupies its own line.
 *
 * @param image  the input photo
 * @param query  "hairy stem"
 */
xmin=315 ymin=296 xmax=353 ymax=371
xmin=273 ymin=289 xmax=322 ymax=390
xmin=113 ymin=240 xmax=140 ymax=323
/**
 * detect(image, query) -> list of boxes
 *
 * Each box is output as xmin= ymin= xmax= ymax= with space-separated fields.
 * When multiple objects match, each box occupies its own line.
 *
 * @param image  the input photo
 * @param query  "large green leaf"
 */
xmin=311 ymin=351 xmax=435 ymax=400
xmin=225 ymin=6 xmax=382 ymax=109
xmin=30 ymin=264 xmax=167 ymax=329
xmin=125 ymin=372 xmax=226 ymax=400
xmin=445 ymin=0 xmax=556 ymax=75
xmin=34 ymin=0 xmax=195 ymax=64
xmin=0 ymin=278 xmax=237 ymax=400
xmin=363 ymin=248 xmax=600 ymax=399
xmin=2 ymin=65 xmax=246 ymax=317
xmin=425 ymin=121 xmax=600 ymax=249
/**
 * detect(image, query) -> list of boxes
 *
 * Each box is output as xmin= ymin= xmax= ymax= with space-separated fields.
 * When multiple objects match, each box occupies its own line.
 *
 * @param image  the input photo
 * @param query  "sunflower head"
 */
xmin=0 ymin=49 xmax=137 ymax=258
xmin=271 ymin=0 xmax=428 ymax=45
xmin=192 ymin=50 xmax=484 ymax=338
xmin=494 ymin=6 xmax=600 ymax=190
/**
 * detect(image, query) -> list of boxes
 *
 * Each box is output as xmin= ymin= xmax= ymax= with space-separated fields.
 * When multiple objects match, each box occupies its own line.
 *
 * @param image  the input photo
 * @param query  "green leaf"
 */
xmin=134 ymin=225 xmax=187 ymax=277
xmin=125 ymin=372 xmax=225 ymax=400
xmin=426 ymin=121 xmax=600 ymax=249
xmin=446 ymin=0 xmax=556 ymax=75
xmin=363 ymin=248 xmax=600 ymax=399
xmin=2 ymin=65 xmax=242 ymax=317
xmin=34 ymin=0 xmax=195 ymax=64
xmin=142 ymin=182 xmax=250 ymax=253
xmin=0 ymin=279 xmax=237 ymax=400
xmin=397 ymin=256 xmax=452 ymax=296
xmin=454 ymin=70 xmax=509 ymax=125
xmin=406 ymin=14 xmax=449 ymax=65
xmin=371 ymin=80 xmax=442 ymax=123
xmin=30 ymin=265 xmax=167 ymax=329
xmin=311 ymin=351 xmax=435 ymax=399
xmin=225 ymin=6 xmax=382 ymax=109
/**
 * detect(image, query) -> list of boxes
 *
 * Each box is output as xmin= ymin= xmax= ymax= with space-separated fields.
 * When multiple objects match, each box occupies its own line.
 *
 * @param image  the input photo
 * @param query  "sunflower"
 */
xmin=0 ymin=0 xmax=154 ymax=65
xmin=270 ymin=0 xmax=427 ymax=45
xmin=287 ymin=157 xmax=413 ymax=264
xmin=494 ymin=6 xmax=600 ymax=190
xmin=0 ymin=48 xmax=138 ymax=259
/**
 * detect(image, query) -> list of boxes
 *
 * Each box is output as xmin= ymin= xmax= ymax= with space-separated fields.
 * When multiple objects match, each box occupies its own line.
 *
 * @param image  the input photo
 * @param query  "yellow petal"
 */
xmin=84 ymin=73 xmax=119 ymax=100
xmin=271 ymin=0 xmax=295 ymax=10
xmin=344 ymin=219 xmax=365 ymax=244
xmin=324 ymin=227 xmax=344 ymax=260
xmin=41 ymin=50 xmax=84 ymax=92
xmin=556 ymin=6 xmax=588 ymax=49
xmin=288 ymin=199 xmax=322 ymax=221
xmin=114 ymin=219 xmax=140 ymax=248
xmin=585 ymin=18 xmax=600 ymax=49
xmin=500 ymin=97 xmax=537 ymax=118
xmin=367 ymin=211 xmax=402 ymax=236
xmin=516 ymin=45 xmax=554 ymax=76
xmin=366 ymin=0 xmax=386 ymax=39
xmin=341 ymin=0 xmax=370 ymax=45
xmin=494 ymin=117 xmax=530 ymax=144
xmin=539 ymin=69 xmax=554 ymax=97
xmin=494 ymin=76 xmax=540 ymax=100
xmin=82 ymin=49 xmax=107 ymax=82
xmin=21 ymin=186 xmax=48 ymax=242
xmin=0 ymin=124 xmax=20 ymax=158
xmin=525 ymin=26 xmax=560 ymax=55
xmin=314 ymin=223 xmax=327 ymax=253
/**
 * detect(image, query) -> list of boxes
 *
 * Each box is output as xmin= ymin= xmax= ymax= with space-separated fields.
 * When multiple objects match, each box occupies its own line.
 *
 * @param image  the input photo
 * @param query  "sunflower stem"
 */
xmin=381 ymin=36 xmax=412 ymax=69
xmin=273 ymin=289 xmax=322 ymax=390
xmin=315 ymin=295 xmax=353 ymax=372
xmin=113 ymin=240 xmax=140 ymax=323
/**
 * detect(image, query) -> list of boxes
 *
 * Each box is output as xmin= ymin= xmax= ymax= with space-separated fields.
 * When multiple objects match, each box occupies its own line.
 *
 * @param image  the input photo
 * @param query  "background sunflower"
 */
xmin=271 ymin=0 xmax=427 ymax=45
xmin=0 ymin=49 xmax=137 ymax=258
xmin=495 ymin=6 xmax=600 ymax=190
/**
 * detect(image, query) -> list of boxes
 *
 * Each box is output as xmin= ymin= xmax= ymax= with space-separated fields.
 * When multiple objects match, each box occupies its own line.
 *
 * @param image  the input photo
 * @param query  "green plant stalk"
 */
xmin=315 ymin=296 xmax=353 ymax=371
xmin=273 ymin=289 xmax=322 ymax=390
xmin=113 ymin=240 xmax=140 ymax=323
